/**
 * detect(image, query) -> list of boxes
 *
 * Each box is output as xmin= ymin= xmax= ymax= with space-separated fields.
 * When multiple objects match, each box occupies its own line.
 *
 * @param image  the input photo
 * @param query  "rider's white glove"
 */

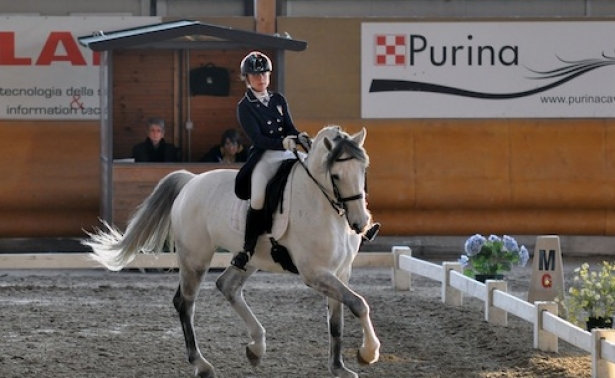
xmin=298 ymin=132 xmax=311 ymax=149
xmin=282 ymin=135 xmax=297 ymax=151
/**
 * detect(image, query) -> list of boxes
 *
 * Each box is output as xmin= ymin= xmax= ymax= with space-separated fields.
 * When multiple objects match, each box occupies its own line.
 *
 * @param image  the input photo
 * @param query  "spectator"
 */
xmin=132 ymin=117 xmax=180 ymax=162
xmin=199 ymin=128 xmax=248 ymax=163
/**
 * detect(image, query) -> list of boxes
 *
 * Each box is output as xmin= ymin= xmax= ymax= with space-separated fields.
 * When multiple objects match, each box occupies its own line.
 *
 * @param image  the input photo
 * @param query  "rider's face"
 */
xmin=247 ymin=72 xmax=270 ymax=92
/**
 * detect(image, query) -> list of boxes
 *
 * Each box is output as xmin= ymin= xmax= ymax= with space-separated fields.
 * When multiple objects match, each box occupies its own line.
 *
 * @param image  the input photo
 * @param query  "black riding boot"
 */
xmin=231 ymin=207 xmax=265 ymax=270
xmin=362 ymin=222 xmax=380 ymax=242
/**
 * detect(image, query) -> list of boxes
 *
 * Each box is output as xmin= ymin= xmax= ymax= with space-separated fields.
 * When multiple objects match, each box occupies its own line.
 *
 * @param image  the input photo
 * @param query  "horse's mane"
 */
xmin=322 ymin=129 xmax=369 ymax=171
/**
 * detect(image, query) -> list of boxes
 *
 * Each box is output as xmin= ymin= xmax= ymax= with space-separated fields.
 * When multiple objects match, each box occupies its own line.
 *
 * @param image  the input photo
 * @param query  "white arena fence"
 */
xmin=389 ymin=246 xmax=615 ymax=378
xmin=3 ymin=245 xmax=615 ymax=377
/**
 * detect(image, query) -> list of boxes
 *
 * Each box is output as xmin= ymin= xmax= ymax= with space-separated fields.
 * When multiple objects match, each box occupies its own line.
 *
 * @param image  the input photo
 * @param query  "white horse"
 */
xmin=84 ymin=125 xmax=380 ymax=378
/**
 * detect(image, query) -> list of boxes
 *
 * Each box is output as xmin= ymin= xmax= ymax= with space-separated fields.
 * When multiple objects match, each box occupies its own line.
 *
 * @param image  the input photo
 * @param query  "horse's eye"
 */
xmin=331 ymin=174 xmax=340 ymax=180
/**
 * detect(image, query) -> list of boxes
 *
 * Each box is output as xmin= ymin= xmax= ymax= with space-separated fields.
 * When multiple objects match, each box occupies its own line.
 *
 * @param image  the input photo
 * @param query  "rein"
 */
xmin=293 ymin=146 xmax=364 ymax=218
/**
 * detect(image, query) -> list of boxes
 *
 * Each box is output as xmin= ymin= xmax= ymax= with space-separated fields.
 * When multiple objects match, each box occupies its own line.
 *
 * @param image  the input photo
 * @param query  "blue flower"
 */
xmin=488 ymin=234 xmax=501 ymax=243
xmin=502 ymin=235 xmax=519 ymax=252
xmin=464 ymin=234 xmax=486 ymax=257
xmin=518 ymin=246 xmax=530 ymax=266
xmin=458 ymin=255 xmax=470 ymax=267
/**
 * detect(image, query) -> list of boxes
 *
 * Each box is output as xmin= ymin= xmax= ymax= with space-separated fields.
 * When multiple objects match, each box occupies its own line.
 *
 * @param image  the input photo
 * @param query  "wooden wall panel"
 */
xmin=0 ymin=121 xmax=99 ymax=236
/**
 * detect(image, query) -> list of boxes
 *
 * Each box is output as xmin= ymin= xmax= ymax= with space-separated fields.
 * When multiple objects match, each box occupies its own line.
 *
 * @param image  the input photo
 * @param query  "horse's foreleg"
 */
xmin=215 ymin=266 xmax=265 ymax=366
xmin=174 ymin=267 xmax=215 ymax=378
xmin=306 ymin=273 xmax=380 ymax=367
xmin=327 ymin=297 xmax=358 ymax=378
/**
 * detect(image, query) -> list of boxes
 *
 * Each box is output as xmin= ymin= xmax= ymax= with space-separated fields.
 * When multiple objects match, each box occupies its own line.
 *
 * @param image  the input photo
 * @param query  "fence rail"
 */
xmin=391 ymin=246 xmax=615 ymax=378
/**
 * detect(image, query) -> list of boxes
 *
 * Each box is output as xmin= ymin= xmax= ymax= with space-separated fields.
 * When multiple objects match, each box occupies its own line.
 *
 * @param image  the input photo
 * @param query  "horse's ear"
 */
xmin=351 ymin=128 xmax=367 ymax=146
xmin=324 ymin=136 xmax=333 ymax=151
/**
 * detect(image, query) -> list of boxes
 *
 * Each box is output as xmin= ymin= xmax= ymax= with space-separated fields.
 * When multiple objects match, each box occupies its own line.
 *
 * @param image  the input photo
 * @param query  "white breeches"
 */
xmin=250 ymin=149 xmax=301 ymax=210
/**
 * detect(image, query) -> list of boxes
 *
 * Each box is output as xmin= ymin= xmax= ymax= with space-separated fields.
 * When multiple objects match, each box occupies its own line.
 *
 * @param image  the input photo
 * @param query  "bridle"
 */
xmin=293 ymin=143 xmax=365 ymax=219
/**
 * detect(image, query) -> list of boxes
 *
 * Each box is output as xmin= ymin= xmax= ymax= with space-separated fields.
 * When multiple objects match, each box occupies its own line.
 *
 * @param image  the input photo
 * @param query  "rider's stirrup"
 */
xmin=363 ymin=222 xmax=380 ymax=242
xmin=230 ymin=251 xmax=250 ymax=271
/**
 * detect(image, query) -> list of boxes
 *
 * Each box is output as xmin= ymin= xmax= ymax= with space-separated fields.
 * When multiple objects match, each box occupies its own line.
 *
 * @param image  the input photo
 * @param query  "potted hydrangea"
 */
xmin=459 ymin=234 xmax=530 ymax=282
xmin=556 ymin=261 xmax=615 ymax=331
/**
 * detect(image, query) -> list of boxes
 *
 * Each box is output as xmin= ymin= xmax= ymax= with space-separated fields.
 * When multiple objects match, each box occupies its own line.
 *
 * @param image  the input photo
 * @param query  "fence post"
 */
xmin=534 ymin=301 xmax=558 ymax=352
xmin=485 ymin=280 xmax=507 ymax=326
xmin=592 ymin=329 xmax=615 ymax=378
xmin=442 ymin=262 xmax=462 ymax=306
xmin=391 ymin=246 xmax=412 ymax=291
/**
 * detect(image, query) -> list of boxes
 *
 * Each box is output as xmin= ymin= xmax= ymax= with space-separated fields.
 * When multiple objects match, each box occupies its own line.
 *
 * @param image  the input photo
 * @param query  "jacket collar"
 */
xmin=244 ymin=89 xmax=272 ymax=103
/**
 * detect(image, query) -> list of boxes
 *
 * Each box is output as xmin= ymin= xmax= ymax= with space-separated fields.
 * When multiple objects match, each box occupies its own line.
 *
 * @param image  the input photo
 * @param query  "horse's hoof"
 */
xmin=246 ymin=346 xmax=262 ymax=367
xmin=356 ymin=349 xmax=377 ymax=366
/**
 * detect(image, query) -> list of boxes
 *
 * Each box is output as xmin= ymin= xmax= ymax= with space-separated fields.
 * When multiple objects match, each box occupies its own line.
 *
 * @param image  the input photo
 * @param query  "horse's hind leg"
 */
xmin=173 ymin=264 xmax=216 ymax=378
xmin=327 ymin=296 xmax=358 ymax=378
xmin=305 ymin=271 xmax=380 ymax=368
xmin=215 ymin=266 xmax=264 ymax=366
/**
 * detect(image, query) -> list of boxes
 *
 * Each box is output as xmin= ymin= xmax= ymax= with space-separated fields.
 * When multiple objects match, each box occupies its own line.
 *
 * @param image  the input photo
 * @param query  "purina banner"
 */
xmin=361 ymin=21 xmax=615 ymax=118
xmin=0 ymin=16 xmax=159 ymax=120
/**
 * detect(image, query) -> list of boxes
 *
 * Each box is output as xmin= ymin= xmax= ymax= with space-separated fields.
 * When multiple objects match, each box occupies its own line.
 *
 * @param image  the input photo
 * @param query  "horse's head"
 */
xmin=307 ymin=125 xmax=372 ymax=234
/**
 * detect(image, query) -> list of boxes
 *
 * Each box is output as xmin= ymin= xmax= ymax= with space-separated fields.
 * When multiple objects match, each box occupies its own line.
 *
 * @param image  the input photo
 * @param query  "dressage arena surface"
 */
xmin=0 ymin=258 xmax=601 ymax=378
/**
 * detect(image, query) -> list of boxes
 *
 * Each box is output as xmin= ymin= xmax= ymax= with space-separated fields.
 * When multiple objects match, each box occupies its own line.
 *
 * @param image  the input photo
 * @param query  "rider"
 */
xmin=231 ymin=51 xmax=379 ymax=271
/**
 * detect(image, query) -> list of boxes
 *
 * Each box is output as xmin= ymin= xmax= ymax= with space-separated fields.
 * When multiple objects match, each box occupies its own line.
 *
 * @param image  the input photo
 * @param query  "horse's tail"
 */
xmin=83 ymin=169 xmax=196 ymax=271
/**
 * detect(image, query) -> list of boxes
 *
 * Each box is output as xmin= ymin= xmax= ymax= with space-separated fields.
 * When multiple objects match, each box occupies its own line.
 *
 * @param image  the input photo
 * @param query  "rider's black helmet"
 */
xmin=240 ymin=51 xmax=272 ymax=77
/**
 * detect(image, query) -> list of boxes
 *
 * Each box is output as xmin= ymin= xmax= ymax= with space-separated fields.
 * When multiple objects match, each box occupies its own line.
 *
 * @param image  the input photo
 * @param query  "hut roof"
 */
xmin=78 ymin=19 xmax=307 ymax=51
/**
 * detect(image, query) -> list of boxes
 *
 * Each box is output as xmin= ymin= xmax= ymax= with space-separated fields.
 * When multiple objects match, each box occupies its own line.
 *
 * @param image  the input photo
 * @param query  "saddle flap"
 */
xmin=230 ymin=161 xmax=298 ymax=240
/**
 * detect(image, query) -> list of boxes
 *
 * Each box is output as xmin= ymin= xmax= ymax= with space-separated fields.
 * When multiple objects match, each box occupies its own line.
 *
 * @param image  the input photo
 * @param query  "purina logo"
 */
xmin=370 ymin=32 xmax=615 ymax=100
xmin=374 ymin=35 xmax=406 ymax=66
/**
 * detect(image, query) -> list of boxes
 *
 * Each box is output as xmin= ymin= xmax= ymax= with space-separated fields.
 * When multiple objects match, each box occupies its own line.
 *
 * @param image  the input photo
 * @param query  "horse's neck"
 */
xmin=303 ymin=159 xmax=336 ymax=199
xmin=294 ymin=161 xmax=336 ymax=212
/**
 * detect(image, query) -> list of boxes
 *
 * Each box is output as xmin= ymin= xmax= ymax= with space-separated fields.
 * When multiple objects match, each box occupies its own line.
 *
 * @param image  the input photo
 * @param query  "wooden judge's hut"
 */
xmin=78 ymin=19 xmax=307 ymax=229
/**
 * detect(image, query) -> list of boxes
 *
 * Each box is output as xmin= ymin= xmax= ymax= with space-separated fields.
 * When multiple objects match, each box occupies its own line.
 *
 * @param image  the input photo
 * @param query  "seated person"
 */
xmin=199 ymin=128 xmax=248 ymax=163
xmin=132 ymin=117 xmax=180 ymax=162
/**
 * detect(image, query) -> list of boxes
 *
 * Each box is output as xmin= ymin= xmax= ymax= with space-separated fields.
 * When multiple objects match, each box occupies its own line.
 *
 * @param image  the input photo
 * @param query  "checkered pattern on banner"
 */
xmin=375 ymin=34 xmax=406 ymax=66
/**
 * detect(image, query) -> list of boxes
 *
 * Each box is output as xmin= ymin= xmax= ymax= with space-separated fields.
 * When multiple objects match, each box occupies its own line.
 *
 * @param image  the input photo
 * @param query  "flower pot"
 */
xmin=586 ymin=316 xmax=614 ymax=332
xmin=475 ymin=274 xmax=504 ymax=283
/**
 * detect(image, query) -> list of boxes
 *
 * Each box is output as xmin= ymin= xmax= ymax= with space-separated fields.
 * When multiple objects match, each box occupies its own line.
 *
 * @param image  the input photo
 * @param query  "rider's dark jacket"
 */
xmin=234 ymin=89 xmax=300 ymax=200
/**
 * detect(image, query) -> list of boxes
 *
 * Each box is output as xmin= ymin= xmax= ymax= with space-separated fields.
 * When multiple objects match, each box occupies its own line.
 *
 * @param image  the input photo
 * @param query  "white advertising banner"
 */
xmin=361 ymin=22 xmax=615 ymax=118
xmin=0 ymin=16 xmax=160 ymax=120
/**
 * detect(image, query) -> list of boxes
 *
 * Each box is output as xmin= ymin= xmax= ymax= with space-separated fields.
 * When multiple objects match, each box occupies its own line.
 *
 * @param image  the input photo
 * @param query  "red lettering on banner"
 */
xmin=0 ymin=31 xmax=99 ymax=66
xmin=36 ymin=32 xmax=86 ymax=66
xmin=0 ymin=32 xmax=32 ymax=65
